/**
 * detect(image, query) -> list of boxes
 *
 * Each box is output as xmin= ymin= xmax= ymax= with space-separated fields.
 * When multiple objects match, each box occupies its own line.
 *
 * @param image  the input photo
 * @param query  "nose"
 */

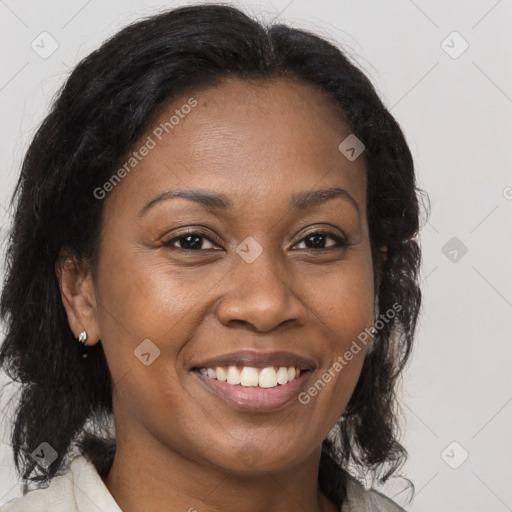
xmin=216 ymin=251 xmax=307 ymax=332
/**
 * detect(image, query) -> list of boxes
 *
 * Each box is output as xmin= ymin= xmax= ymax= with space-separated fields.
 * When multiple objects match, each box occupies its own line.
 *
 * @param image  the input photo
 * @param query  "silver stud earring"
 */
xmin=77 ymin=330 xmax=88 ymax=346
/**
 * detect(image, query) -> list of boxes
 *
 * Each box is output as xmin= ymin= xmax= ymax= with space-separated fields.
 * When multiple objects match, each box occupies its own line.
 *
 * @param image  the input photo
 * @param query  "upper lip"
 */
xmin=190 ymin=350 xmax=317 ymax=371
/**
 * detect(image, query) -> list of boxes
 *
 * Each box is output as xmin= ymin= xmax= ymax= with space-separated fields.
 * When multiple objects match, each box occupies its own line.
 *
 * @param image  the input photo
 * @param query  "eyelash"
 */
xmin=161 ymin=229 xmax=352 ymax=252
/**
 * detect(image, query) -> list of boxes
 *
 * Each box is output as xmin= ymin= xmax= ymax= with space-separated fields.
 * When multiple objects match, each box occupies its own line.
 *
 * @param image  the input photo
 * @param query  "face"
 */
xmin=67 ymin=78 xmax=377 ymax=474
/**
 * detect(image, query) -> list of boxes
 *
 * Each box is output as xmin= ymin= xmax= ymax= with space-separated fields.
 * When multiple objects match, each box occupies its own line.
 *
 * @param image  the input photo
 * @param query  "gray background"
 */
xmin=1 ymin=1 xmax=511 ymax=510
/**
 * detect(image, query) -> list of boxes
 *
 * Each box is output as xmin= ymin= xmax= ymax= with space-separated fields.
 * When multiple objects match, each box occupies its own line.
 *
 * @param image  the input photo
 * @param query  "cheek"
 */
xmin=93 ymin=240 xmax=229 ymax=388
xmin=307 ymin=252 xmax=375 ymax=344
xmin=297 ymin=253 xmax=374 ymax=419
xmin=95 ymin=244 xmax=212 ymax=337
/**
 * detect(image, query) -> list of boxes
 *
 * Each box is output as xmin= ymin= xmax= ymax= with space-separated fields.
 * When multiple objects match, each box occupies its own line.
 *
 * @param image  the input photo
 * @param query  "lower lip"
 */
xmin=191 ymin=369 xmax=313 ymax=412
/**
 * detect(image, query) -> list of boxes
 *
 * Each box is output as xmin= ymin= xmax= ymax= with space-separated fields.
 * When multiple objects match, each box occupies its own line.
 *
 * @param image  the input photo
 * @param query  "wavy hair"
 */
xmin=0 ymin=3 xmax=425 ymax=506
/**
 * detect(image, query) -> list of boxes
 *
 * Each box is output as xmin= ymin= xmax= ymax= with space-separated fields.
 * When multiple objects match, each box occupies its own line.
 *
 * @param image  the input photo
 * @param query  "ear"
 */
xmin=55 ymin=247 xmax=101 ymax=346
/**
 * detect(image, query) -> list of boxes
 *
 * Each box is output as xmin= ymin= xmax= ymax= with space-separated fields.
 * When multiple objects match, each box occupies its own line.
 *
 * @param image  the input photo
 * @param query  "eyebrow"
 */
xmin=138 ymin=186 xmax=360 ymax=218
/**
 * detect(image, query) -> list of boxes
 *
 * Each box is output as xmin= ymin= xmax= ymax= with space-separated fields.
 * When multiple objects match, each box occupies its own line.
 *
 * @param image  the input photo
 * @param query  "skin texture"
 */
xmin=57 ymin=78 xmax=384 ymax=512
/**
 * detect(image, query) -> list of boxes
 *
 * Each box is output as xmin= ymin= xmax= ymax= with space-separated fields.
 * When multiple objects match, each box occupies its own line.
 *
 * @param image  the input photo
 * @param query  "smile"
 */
xmin=197 ymin=365 xmax=302 ymax=388
xmin=191 ymin=365 xmax=313 ymax=412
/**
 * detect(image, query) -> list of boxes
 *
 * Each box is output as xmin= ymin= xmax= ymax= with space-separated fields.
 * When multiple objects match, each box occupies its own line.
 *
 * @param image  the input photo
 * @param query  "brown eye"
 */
xmin=294 ymin=231 xmax=350 ymax=250
xmin=161 ymin=229 xmax=350 ymax=252
xmin=161 ymin=231 xmax=220 ymax=251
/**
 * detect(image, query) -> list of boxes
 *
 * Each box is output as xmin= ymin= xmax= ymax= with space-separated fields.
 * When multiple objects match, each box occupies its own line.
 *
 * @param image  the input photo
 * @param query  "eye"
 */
xmin=293 ymin=230 xmax=350 ymax=251
xmin=161 ymin=230 xmax=220 ymax=251
xmin=161 ymin=229 xmax=351 ymax=252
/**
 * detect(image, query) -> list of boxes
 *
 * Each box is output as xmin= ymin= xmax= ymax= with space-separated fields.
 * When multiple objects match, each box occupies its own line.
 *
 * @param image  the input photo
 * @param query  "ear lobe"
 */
xmin=55 ymin=248 xmax=100 ymax=346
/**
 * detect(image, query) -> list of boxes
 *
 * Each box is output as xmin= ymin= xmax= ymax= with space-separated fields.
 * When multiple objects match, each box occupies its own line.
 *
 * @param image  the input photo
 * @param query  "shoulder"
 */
xmin=342 ymin=475 xmax=407 ymax=512
xmin=0 ymin=455 xmax=121 ymax=512
xmin=0 ymin=463 xmax=76 ymax=512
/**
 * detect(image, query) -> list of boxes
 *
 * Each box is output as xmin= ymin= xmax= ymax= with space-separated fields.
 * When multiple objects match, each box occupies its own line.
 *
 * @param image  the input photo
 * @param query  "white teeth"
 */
xmin=259 ymin=367 xmax=277 ymax=388
xmin=215 ymin=366 xmax=227 ymax=382
xmin=226 ymin=365 xmax=241 ymax=385
xmin=240 ymin=367 xmax=259 ymax=386
xmin=199 ymin=365 xmax=302 ymax=388
xmin=276 ymin=367 xmax=289 ymax=385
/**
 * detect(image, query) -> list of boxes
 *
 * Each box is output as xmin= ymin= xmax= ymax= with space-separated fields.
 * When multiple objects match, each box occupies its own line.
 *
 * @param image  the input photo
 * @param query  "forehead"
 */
xmin=103 ymin=77 xmax=367 ymax=217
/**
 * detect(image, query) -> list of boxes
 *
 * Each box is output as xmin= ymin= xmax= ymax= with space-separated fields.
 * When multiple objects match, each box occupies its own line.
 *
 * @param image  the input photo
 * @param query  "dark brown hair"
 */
xmin=0 ymin=3 xmax=424 ymax=506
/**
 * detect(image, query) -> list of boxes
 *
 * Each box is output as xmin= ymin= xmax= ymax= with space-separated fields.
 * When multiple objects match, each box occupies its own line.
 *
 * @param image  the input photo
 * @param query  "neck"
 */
xmin=103 ymin=427 xmax=339 ymax=512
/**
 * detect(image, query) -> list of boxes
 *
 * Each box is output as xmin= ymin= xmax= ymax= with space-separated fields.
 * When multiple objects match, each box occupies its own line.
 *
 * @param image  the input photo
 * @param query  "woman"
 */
xmin=0 ymin=3 xmax=424 ymax=511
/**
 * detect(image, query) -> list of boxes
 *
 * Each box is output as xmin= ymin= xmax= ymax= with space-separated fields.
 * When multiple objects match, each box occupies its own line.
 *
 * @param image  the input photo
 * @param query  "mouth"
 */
xmin=193 ymin=364 xmax=306 ymax=388
xmin=189 ymin=350 xmax=316 ymax=412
